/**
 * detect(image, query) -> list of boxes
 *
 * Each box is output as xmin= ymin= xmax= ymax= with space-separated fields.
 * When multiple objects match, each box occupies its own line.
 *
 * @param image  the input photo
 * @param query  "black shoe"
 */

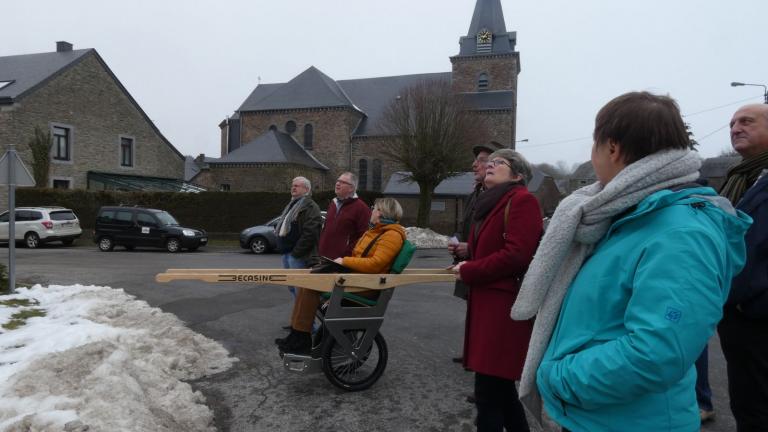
xmin=452 ymin=356 xmax=463 ymax=363
xmin=281 ymin=331 xmax=311 ymax=355
xmin=275 ymin=329 xmax=297 ymax=346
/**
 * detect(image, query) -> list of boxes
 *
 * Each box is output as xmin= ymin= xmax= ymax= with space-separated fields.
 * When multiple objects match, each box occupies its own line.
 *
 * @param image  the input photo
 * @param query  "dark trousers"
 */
xmin=718 ymin=310 xmax=768 ymax=432
xmin=695 ymin=345 xmax=713 ymax=412
xmin=474 ymin=373 xmax=529 ymax=432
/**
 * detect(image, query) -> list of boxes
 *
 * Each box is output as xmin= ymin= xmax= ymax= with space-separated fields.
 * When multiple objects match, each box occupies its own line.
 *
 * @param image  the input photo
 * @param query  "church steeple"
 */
xmin=457 ymin=0 xmax=516 ymax=57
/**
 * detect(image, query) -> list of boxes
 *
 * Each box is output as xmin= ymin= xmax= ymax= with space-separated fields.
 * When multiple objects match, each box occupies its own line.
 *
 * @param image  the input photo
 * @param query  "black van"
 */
xmin=93 ymin=206 xmax=207 ymax=252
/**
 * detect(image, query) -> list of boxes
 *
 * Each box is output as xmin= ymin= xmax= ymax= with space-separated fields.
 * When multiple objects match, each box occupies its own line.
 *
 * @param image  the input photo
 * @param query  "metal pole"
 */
xmin=7 ymin=145 xmax=15 ymax=294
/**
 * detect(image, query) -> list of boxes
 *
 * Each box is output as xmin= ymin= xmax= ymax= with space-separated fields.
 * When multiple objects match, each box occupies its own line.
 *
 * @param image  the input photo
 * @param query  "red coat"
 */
xmin=318 ymin=196 xmax=371 ymax=259
xmin=459 ymin=185 xmax=542 ymax=380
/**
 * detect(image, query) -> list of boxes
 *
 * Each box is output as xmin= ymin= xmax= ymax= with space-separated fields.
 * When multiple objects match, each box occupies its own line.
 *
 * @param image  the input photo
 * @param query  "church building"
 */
xmin=192 ymin=0 xmax=520 ymax=193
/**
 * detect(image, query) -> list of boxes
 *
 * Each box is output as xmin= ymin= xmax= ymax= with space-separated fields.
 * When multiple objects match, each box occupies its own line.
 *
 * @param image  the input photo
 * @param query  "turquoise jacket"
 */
xmin=537 ymin=187 xmax=751 ymax=431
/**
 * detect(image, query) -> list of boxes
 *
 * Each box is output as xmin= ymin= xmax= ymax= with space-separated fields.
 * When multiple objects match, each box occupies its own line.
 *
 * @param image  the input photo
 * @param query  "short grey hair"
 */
xmin=339 ymin=171 xmax=358 ymax=190
xmin=488 ymin=149 xmax=533 ymax=185
xmin=293 ymin=176 xmax=312 ymax=194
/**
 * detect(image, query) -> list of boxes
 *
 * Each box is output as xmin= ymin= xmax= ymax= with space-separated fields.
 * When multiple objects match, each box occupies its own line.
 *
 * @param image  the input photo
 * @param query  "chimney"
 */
xmin=195 ymin=153 xmax=206 ymax=164
xmin=56 ymin=41 xmax=73 ymax=52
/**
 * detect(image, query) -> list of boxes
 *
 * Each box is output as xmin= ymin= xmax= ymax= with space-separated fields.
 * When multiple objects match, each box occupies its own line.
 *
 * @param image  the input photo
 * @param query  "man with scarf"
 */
xmin=718 ymin=103 xmax=768 ymax=431
xmin=276 ymin=172 xmax=370 ymax=353
xmin=510 ymin=92 xmax=751 ymax=431
xmin=275 ymin=177 xmax=322 ymax=312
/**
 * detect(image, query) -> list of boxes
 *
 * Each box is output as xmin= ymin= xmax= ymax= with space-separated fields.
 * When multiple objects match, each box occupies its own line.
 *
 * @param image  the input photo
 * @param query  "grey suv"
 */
xmin=94 ymin=206 xmax=207 ymax=252
xmin=0 ymin=207 xmax=82 ymax=248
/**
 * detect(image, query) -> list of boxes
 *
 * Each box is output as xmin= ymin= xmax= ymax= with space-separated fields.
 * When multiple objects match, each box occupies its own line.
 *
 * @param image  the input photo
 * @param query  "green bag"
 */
xmin=390 ymin=239 xmax=417 ymax=274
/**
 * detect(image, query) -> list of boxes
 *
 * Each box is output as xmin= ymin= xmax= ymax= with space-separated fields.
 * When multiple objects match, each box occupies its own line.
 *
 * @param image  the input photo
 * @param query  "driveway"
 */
xmin=0 ymin=245 xmax=736 ymax=431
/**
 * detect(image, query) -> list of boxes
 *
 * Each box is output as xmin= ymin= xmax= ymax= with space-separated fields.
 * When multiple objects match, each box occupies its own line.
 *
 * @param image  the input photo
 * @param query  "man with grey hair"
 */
xmin=718 ymin=103 xmax=768 ymax=431
xmin=275 ymin=176 xmax=322 ymax=306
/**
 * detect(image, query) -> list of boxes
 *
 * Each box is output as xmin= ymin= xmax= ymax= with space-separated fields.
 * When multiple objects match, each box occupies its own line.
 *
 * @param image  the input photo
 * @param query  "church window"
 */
xmin=478 ymin=73 xmax=489 ymax=92
xmin=285 ymin=120 xmax=297 ymax=134
xmin=372 ymin=159 xmax=382 ymax=192
xmin=358 ymin=159 xmax=368 ymax=190
xmin=304 ymin=124 xmax=314 ymax=149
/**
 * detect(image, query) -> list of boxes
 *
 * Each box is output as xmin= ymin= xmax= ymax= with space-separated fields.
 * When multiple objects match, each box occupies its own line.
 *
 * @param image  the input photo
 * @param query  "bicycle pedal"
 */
xmin=282 ymin=353 xmax=323 ymax=374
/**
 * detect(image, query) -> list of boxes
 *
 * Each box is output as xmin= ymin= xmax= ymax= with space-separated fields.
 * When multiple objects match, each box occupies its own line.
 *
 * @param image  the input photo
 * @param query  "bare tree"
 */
xmin=381 ymin=79 xmax=489 ymax=227
xmin=27 ymin=126 xmax=52 ymax=188
xmin=719 ymin=147 xmax=740 ymax=157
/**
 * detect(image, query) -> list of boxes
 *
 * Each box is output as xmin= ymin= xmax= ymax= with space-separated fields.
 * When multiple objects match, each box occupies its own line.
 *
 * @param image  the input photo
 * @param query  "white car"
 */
xmin=0 ymin=207 xmax=82 ymax=248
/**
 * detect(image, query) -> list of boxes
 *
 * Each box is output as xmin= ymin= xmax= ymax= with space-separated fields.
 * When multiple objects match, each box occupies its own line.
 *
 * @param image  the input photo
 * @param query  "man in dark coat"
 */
xmin=275 ymin=176 xmax=322 ymax=300
xmin=276 ymin=172 xmax=370 ymax=354
xmin=449 ymin=142 xmax=500 ymax=364
xmin=719 ymin=103 xmax=768 ymax=431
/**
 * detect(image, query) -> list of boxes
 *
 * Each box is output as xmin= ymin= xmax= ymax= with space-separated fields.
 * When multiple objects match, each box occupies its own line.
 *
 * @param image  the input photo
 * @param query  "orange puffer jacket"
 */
xmin=342 ymin=223 xmax=406 ymax=273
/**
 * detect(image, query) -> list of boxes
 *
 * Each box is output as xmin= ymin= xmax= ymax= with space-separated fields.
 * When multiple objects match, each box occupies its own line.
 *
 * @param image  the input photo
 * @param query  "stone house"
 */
xmin=201 ymin=0 xmax=520 ymax=194
xmin=0 ymin=41 xmax=187 ymax=206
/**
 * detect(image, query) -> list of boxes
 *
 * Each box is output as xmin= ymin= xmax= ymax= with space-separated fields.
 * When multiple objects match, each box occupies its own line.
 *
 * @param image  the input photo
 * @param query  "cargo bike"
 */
xmin=156 ymin=268 xmax=454 ymax=391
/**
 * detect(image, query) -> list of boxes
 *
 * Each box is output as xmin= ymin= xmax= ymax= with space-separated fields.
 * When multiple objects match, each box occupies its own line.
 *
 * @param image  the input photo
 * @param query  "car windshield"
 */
xmin=155 ymin=211 xmax=179 ymax=226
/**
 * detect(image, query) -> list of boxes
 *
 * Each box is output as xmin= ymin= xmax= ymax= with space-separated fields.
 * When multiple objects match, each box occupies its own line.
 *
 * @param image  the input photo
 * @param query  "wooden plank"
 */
xmin=155 ymin=268 xmax=456 ymax=292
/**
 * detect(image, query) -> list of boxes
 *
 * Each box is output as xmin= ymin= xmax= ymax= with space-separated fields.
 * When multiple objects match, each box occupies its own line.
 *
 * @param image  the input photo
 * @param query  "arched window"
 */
xmin=285 ymin=120 xmax=297 ymax=134
xmin=269 ymin=124 xmax=277 ymax=131
xmin=372 ymin=159 xmax=382 ymax=192
xmin=304 ymin=124 xmax=313 ymax=149
xmin=358 ymin=159 xmax=368 ymax=191
xmin=478 ymin=73 xmax=489 ymax=92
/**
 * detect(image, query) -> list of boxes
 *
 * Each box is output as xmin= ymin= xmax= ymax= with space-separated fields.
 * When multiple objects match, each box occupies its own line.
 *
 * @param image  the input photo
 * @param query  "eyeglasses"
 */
xmin=474 ymin=156 xmax=489 ymax=164
xmin=488 ymin=159 xmax=512 ymax=168
xmin=336 ymin=179 xmax=354 ymax=186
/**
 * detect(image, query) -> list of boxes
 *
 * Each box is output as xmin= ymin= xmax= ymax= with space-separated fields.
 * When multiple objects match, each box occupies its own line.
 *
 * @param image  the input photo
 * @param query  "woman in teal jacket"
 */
xmin=510 ymin=92 xmax=752 ymax=431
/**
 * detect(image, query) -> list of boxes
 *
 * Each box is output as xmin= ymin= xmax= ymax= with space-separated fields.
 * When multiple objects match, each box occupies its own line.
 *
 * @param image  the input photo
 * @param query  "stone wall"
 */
xmin=390 ymin=196 xmax=461 ymax=235
xmin=450 ymin=53 xmax=519 ymax=94
xmin=237 ymin=108 xmax=363 ymax=177
xmin=0 ymin=52 xmax=184 ymax=208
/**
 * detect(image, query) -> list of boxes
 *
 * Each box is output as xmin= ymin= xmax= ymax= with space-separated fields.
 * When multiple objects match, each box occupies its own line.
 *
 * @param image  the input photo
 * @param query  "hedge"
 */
xmin=16 ymin=189 xmax=383 ymax=233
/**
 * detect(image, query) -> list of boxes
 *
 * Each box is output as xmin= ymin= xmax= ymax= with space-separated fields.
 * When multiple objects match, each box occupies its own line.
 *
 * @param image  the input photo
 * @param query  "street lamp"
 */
xmin=731 ymin=81 xmax=768 ymax=104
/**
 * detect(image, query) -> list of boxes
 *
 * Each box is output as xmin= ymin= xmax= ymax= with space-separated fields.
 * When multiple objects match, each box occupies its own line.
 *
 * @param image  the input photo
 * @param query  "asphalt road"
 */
xmin=0 ymin=243 xmax=736 ymax=431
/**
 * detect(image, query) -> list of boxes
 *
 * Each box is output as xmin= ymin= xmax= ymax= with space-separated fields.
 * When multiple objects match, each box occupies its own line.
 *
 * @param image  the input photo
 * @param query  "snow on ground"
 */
xmin=405 ymin=227 xmax=451 ymax=249
xmin=0 ymin=285 xmax=236 ymax=432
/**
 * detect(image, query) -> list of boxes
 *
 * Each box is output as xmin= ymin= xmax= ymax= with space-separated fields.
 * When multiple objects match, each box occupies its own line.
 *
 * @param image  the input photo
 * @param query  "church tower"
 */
xmin=450 ymin=0 xmax=520 ymax=147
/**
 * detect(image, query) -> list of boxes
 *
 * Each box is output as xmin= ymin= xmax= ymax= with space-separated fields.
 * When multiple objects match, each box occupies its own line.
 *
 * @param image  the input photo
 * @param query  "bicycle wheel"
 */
xmin=322 ymin=329 xmax=388 ymax=391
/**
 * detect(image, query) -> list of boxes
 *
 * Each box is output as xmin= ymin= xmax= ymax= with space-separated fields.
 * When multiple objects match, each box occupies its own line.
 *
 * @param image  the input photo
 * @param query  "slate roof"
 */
xmin=700 ymin=156 xmax=740 ymax=178
xmin=184 ymin=156 xmax=201 ymax=181
xmin=0 ymin=49 xmax=92 ymax=103
xmin=206 ymin=130 xmax=328 ymax=170
xmin=239 ymin=66 xmax=357 ymax=112
xmin=457 ymin=0 xmax=517 ymax=57
xmin=384 ymin=166 xmax=552 ymax=196
xmin=571 ymin=161 xmax=595 ymax=180
xmin=236 ymin=68 xmax=510 ymax=137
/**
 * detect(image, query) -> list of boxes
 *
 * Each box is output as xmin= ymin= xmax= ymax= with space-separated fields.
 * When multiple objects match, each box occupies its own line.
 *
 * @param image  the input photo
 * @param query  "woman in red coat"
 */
xmin=453 ymin=148 xmax=542 ymax=432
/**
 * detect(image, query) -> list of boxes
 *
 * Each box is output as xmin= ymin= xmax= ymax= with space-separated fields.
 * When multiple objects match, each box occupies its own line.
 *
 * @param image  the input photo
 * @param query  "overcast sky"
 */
xmin=2 ymin=0 xmax=766 ymax=167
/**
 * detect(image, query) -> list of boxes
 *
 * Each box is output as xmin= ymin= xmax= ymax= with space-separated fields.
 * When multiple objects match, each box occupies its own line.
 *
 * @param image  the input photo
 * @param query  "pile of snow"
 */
xmin=405 ymin=226 xmax=451 ymax=249
xmin=0 ymin=285 xmax=236 ymax=432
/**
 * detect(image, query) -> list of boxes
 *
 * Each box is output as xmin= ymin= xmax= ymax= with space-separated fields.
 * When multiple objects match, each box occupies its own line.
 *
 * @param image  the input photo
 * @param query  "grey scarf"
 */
xmin=510 ymin=149 xmax=702 ymax=424
xmin=277 ymin=195 xmax=307 ymax=237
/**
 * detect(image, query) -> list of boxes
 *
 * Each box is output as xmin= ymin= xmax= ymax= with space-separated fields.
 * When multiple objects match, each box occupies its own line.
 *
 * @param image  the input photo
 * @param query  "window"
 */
xmin=372 ymin=159 xmax=382 ymax=192
xmin=304 ymin=124 xmax=313 ymax=149
xmin=0 ymin=213 xmax=8 ymax=223
xmin=52 ymin=126 xmax=71 ymax=161
xmin=358 ymin=159 xmax=368 ymax=190
xmin=220 ymin=184 xmax=231 ymax=192
xmin=478 ymin=73 xmax=489 ymax=92
xmin=120 ymin=137 xmax=134 ymax=167
xmin=285 ymin=120 xmax=297 ymax=134
xmin=115 ymin=211 xmax=134 ymax=225
xmin=52 ymin=179 xmax=71 ymax=189
xmin=136 ymin=213 xmax=158 ymax=228
xmin=50 ymin=211 xmax=76 ymax=221
xmin=0 ymin=80 xmax=13 ymax=90
xmin=269 ymin=125 xmax=277 ymax=131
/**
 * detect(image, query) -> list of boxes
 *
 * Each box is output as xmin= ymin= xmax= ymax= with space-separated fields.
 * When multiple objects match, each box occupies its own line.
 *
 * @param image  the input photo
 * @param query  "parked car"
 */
xmin=0 ymin=207 xmax=82 ymax=248
xmin=93 ymin=206 xmax=207 ymax=252
xmin=239 ymin=211 xmax=326 ymax=254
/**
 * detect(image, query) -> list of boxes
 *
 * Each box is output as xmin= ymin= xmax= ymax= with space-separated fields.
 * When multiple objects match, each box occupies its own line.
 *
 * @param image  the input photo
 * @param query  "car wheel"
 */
xmin=166 ymin=238 xmax=181 ymax=253
xmin=24 ymin=232 xmax=40 ymax=249
xmin=61 ymin=239 xmax=74 ymax=246
xmin=249 ymin=236 xmax=268 ymax=254
xmin=98 ymin=237 xmax=114 ymax=252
